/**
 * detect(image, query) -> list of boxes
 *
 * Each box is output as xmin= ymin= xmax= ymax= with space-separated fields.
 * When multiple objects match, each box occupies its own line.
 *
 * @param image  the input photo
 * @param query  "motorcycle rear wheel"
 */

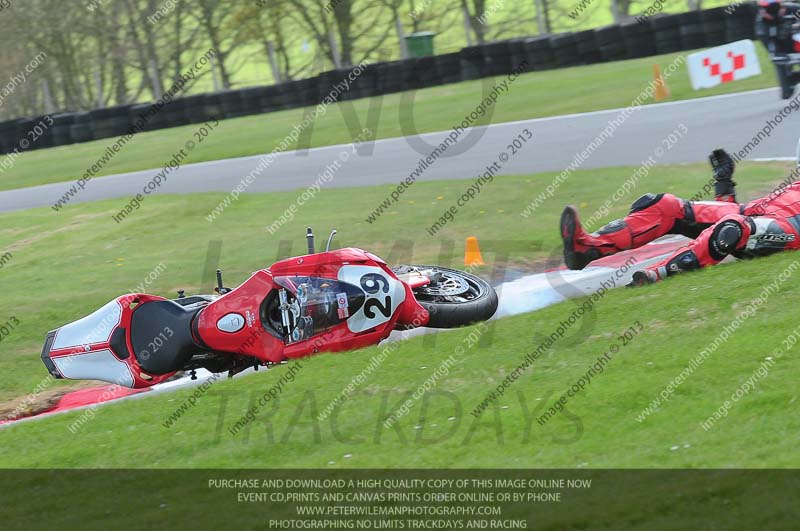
xmin=395 ymin=265 xmax=498 ymax=328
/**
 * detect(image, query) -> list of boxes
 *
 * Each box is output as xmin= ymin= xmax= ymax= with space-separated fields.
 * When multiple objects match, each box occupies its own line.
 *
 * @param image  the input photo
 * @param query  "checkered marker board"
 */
xmin=687 ymin=40 xmax=762 ymax=90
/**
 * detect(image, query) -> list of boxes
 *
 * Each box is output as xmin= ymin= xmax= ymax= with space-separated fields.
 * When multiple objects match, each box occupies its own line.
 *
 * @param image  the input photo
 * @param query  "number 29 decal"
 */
xmin=338 ymin=266 xmax=406 ymax=333
xmin=360 ymin=273 xmax=392 ymax=319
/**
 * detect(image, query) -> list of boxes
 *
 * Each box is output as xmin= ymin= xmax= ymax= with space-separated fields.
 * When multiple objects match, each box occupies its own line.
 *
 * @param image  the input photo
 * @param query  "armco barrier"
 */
xmin=0 ymin=4 xmax=759 ymax=155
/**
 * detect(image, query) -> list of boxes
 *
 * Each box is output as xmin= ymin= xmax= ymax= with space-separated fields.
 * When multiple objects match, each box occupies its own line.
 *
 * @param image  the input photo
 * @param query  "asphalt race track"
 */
xmin=0 ymin=87 xmax=797 ymax=213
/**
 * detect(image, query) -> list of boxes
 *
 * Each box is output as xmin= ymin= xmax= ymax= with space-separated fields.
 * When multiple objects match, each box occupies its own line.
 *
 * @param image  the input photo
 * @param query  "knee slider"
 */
xmin=630 ymin=193 xmax=664 ymax=213
xmin=597 ymin=219 xmax=627 ymax=235
xmin=710 ymin=220 xmax=743 ymax=260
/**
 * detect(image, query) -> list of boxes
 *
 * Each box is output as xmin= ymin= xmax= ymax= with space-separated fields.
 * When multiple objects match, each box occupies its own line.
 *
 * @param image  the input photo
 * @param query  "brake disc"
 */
xmin=421 ymin=272 xmax=469 ymax=297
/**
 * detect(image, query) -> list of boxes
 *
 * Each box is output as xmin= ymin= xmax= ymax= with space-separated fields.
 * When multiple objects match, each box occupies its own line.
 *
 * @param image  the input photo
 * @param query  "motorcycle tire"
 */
xmin=397 ymin=265 xmax=498 ymax=328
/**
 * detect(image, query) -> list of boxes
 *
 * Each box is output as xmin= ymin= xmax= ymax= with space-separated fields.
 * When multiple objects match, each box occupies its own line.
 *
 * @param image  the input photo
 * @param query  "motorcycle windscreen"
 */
xmin=274 ymin=276 xmax=365 ymax=341
xmin=42 ymin=298 xmax=135 ymax=388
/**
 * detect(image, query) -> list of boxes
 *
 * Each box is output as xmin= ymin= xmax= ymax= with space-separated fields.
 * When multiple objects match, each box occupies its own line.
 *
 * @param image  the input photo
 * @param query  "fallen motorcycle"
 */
xmin=41 ymin=228 xmax=498 ymax=388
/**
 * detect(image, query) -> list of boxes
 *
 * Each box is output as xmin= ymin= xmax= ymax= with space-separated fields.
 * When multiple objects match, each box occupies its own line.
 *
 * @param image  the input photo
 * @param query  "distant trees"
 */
xmin=0 ymin=0 xmax=719 ymax=119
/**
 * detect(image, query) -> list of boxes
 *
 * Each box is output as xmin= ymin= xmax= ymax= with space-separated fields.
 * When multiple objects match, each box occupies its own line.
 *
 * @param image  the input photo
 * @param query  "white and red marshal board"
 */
xmin=687 ymin=39 xmax=762 ymax=90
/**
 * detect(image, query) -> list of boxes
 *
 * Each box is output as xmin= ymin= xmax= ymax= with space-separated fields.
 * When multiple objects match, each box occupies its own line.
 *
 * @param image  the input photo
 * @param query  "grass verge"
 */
xmin=0 ymin=161 xmax=798 ymax=469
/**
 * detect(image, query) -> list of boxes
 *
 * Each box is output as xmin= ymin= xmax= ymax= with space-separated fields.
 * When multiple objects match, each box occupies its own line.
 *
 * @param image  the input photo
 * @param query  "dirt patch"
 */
xmin=0 ymin=381 xmax=91 ymax=421
xmin=1 ymin=388 xmax=68 ymax=421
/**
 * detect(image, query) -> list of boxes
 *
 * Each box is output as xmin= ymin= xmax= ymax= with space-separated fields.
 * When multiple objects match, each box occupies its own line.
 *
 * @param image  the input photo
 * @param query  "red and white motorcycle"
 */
xmin=41 ymin=228 xmax=498 ymax=389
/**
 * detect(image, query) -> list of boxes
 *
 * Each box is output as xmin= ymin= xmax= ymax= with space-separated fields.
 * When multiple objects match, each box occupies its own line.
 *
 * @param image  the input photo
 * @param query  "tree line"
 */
xmin=0 ymin=0 xmax=720 ymax=120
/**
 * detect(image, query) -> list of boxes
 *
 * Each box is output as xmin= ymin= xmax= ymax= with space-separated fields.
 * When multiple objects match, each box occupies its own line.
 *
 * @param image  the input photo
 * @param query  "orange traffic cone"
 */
xmin=653 ymin=64 xmax=670 ymax=101
xmin=464 ymin=236 xmax=485 ymax=266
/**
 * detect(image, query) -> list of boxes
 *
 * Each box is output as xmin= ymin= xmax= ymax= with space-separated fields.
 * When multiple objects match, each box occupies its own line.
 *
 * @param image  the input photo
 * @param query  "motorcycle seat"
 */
xmin=130 ymin=300 xmax=204 ymax=375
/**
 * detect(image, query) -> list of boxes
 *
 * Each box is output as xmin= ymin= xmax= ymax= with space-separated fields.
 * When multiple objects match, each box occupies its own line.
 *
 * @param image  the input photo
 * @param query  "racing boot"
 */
xmin=709 ymin=148 xmax=737 ymax=203
xmin=560 ymin=191 xmax=742 ymax=271
xmin=560 ymin=205 xmax=633 ymax=270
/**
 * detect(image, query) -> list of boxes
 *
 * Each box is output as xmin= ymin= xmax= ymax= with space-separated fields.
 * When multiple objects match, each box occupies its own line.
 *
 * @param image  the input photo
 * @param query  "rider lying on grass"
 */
xmin=561 ymin=149 xmax=800 ymax=285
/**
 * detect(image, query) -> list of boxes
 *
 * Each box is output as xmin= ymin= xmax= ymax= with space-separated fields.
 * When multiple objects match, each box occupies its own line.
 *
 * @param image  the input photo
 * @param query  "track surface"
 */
xmin=0 ymin=88 xmax=797 ymax=213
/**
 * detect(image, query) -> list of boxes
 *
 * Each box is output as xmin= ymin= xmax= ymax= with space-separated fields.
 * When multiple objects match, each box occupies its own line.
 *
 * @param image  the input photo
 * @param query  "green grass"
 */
xmin=2 ymin=247 xmax=800 ymax=470
xmin=0 ymin=160 xmax=797 ymax=470
xmin=0 ymin=45 xmax=777 ymax=192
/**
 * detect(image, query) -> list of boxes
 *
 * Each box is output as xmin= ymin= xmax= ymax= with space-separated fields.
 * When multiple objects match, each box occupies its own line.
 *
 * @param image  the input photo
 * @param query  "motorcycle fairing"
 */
xmin=336 ymin=264 xmax=406 ymax=333
xmin=41 ymin=247 xmax=434 ymax=384
xmin=273 ymin=276 xmax=366 ymax=341
xmin=42 ymin=294 xmax=177 ymax=389
xmin=50 ymin=348 xmax=134 ymax=388
xmin=271 ymin=248 xmax=427 ymax=359
xmin=51 ymin=298 xmax=121 ymax=350
xmin=193 ymin=270 xmax=287 ymax=363
xmin=196 ymin=250 xmax=419 ymax=363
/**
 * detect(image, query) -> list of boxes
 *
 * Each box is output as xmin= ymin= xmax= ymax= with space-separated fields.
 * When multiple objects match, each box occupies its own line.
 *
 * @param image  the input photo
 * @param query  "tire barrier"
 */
xmin=0 ymin=4 xmax=759 ymax=154
xmin=436 ymin=52 xmax=462 ymax=84
xmin=702 ymin=7 xmax=730 ymax=48
xmin=521 ymin=36 xmax=556 ymax=71
xmin=459 ymin=46 xmax=489 ymax=81
xmin=0 ymin=119 xmax=17 ymax=154
xmin=484 ymin=40 xmax=515 ymax=76
xmin=678 ymin=11 xmax=708 ymax=50
xmin=14 ymin=118 xmax=34 ymax=152
xmin=50 ymin=113 xmax=76 ymax=147
xmin=595 ymin=25 xmax=628 ymax=62
xmin=181 ymin=94 xmax=211 ymax=124
xmin=550 ymin=33 xmax=581 ymax=67
xmin=620 ymin=20 xmax=657 ymax=59
xmin=69 ymin=112 xmax=93 ymax=144
xmin=726 ymin=3 xmax=758 ymax=43
xmin=574 ymin=30 xmax=602 ymax=64
xmin=89 ymin=104 xmax=134 ymax=141
xmin=651 ymin=14 xmax=684 ymax=54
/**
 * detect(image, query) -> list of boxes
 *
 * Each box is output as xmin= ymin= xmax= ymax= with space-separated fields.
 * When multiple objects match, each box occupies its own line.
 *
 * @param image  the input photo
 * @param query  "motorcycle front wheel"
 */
xmin=394 ymin=265 xmax=498 ymax=328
